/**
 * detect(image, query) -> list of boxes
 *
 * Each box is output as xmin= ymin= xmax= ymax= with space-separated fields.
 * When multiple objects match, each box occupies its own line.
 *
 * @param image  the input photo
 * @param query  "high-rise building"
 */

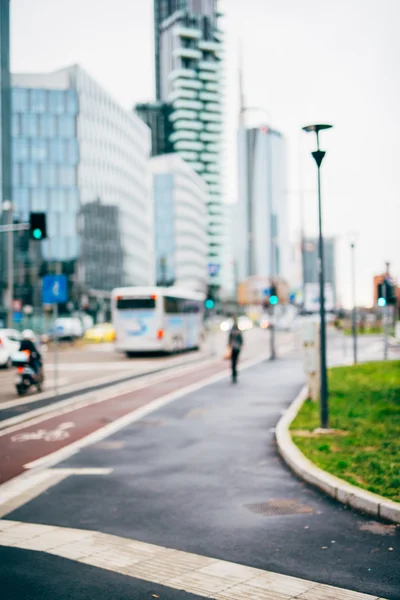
xmin=135 ymin=102 xmax=174 ymax=157
xmin=150 ymin=0 xmax=224 ymax=289
xmin=235 ymin=125 xmax=289 ymax=285
xmin=151 ymin=153 xmax=208 ymax=293
xmin=0 ymin=0 xmax=12 ymax=315
xmin=11 ymin=65 xmax=154 ymax=309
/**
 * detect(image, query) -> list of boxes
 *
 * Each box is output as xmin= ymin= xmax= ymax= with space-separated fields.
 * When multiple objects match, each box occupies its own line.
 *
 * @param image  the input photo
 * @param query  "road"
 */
xmin=0 ymin=329 xmax=398 ymax=599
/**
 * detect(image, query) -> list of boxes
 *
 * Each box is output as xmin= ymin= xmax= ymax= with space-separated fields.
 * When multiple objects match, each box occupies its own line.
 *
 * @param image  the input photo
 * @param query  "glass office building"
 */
xmin=151 ymin=153 xmax=208 ymax=293
xmin=12 ymin=66 xmax=154 ymax=307
xmin=235 ymin=125 xmax=289 ymax=284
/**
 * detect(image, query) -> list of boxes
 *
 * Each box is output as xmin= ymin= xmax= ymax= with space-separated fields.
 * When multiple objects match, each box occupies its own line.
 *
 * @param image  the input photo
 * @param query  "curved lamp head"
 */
xmin=302 ymin=124 xmax=333 ymax=134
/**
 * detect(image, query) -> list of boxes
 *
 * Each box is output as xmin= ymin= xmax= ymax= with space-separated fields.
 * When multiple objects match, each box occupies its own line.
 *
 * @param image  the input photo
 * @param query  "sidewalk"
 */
xmin=2 ymin=354 xmax=398 ymax=599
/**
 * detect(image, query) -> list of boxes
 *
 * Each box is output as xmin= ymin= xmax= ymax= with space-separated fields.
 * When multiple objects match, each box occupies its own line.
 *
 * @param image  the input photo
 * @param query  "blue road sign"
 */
xmin=42 ymin=275 xmax=68 ymax=305
xmin=13 ymin=311 xmax=22 ymax=323
xmin=208 ymin=263 xmax=220 ymax=277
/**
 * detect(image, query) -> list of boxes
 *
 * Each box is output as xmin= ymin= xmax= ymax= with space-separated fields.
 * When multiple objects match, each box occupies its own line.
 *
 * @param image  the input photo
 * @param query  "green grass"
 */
xmin=342 ymin=327 xmax=384 ymax=335
xmin=290 ymin=361 xmax=400 ymax=501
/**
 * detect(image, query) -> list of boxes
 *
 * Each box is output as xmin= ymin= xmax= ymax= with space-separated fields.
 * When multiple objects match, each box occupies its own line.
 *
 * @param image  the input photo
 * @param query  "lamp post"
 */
xmin=302 ymin=124 xmax=333 ymax=429
xmin=350 ymin=239 xmax=357 ymax=365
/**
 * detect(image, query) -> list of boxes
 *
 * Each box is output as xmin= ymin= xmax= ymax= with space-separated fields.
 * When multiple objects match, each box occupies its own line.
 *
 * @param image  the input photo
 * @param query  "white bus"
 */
xmin=112 ymin=287 xmax=205 ymax=356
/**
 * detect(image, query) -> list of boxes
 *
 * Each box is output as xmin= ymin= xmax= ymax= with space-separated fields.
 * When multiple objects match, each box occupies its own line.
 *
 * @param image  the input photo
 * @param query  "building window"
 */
xmin=39 ymin=115 xmax=56 ymax=138
xmin=58 ymin=115 xmax=75 ymax=138
xmin=67 ymin=188 xmax=79 ymax=210
xmin=50 ymin=140 xmax=65 ymax=163
xmin=13 ymin=138 xmax=29 ymax=161
xmin=22 ymin=114 xmax=39 ymax=137
xmin=14 ymin=188 xmax=30 ymax=217
xmin=22 ymin=164 xmax=39 ymax=187
xmin=40 ymin=164 xmax=57 ymax=187
xmin=66 ymin=139 xmax=79 ymax=164
xmin=59 ymin=166 xmax=76 ymax=187
xmin=49 ymin=90 xmax=66 ymax=114
xmin=12 ymin=88 xmax=28 ymax=112
xmin=31 ymin=139 xmax=48 ymax=162
xmin=50 ymin=189 xmax=66 ymax=213
xmin=13 ymin=164 xmax=20 ymax=187
xmin=31 ymin=189 xmax=47 ymax=212
xmin=12 ymin=115 xmax=21 ymax=137
xmin=30 ymin=90 xmax=46 ymax=113
xmin=66 ymin=90 xmax=79 ymax=115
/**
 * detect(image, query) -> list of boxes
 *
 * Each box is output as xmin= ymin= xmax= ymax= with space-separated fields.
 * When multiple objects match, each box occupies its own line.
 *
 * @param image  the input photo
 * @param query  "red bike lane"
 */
xmin=0 ymin=360 xmax=230 ymax=485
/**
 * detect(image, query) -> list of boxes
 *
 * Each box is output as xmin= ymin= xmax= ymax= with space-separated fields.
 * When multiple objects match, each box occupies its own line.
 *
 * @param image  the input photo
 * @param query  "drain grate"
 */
xmin=244 ymin=499 xmax=316 ymax=517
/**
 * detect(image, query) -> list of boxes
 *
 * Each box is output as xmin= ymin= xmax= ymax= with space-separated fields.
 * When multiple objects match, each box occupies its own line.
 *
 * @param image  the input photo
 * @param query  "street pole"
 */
xmin=383 ymin=262 xmax=390 ymax=360
xmin=303 ymin=123 xmax=332 ymax=429
xmin=350 ymin=242 xmax=357 ymax=364
xmin=4 ymin=201 xmax=14 ymax=328
xmin=270 ymin=305 xmax=276 ymax=360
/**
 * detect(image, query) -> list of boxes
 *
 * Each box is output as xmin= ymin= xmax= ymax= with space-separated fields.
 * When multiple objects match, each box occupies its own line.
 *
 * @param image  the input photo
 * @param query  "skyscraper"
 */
xmin=150 ymin=0 xmax=224 ymax=289
xmin=0 ymin=0 xmax=12 ymax=315
xmin=235 ymin=126 xmax=289 ymax=285
xmin=135 ymin=102 xmax=174 ymax=157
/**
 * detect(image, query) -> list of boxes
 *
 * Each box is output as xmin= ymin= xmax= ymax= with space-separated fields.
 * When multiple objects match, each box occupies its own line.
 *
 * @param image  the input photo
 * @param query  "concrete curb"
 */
xmin=275 ymin=385 xmax=400 ymax=524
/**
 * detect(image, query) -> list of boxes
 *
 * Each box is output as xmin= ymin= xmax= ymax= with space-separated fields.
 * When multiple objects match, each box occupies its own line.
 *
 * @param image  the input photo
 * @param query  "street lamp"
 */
xmin=302 ymin=123 xmax=333 ymax=429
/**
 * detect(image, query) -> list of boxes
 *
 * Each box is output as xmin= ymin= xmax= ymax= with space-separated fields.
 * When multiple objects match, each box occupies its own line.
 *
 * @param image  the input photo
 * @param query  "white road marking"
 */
xmin=11 ymin=422 xmax=75 ymax=443
xmin=0 ymin=468 xmax=112 ymax=518
xmin=0 ymin=519 xmax=383 ymax=599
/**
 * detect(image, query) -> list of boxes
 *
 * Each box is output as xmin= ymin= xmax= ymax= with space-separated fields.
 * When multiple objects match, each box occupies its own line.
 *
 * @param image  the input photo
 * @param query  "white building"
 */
xmin=235 ymin=125 xmax=289 ymax=285
xmin=151 ymin=153 xmax=208 ymax=293
xmin=12 ymin=65 xmax=154 ymax=302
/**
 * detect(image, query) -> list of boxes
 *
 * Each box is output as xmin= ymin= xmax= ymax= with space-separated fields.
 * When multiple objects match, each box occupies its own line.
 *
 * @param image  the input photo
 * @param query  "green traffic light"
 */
xmin=33 ymin=228 xmax=43 ymax=240
xmin=269 ymin=295 xmax=279 ymax=306
xmin=205 ymin=299 xmax=215 ymax=310
xmin=378 ymin=298 xmax=386 ymax=307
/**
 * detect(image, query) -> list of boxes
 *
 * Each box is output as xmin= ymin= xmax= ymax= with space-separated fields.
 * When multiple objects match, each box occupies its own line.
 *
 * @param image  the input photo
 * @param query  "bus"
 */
xmin=112 ymin=287 xmax=205 ymax=355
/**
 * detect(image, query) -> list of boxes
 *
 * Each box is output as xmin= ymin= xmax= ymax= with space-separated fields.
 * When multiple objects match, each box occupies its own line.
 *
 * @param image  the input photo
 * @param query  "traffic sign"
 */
xmin=42 ymin=275 xmax=68 ymax=305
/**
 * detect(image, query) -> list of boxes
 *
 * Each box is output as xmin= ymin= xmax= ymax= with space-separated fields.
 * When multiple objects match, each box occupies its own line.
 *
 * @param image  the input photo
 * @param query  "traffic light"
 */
xmin=385 ymin=278 xmax=397 ymax=305
xmin=377 ymin=283 xmax=386 ymax=307
xmin=29 ymin=212 xmax=47 ymax=240
xmin=269 ymin=285 xmax=279 ymax=306
xmin=205 ymin=298 xmax=215 ymax=310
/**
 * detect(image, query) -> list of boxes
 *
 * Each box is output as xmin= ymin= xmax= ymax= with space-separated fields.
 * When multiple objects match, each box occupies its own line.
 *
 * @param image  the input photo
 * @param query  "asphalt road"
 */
xmin=5 ymin=355 xmax=399 ymax=599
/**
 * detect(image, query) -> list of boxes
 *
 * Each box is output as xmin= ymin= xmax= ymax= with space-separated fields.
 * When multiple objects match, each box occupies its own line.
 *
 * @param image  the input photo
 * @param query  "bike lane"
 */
xmin=0 ymin=358 xmax=233 ymax=485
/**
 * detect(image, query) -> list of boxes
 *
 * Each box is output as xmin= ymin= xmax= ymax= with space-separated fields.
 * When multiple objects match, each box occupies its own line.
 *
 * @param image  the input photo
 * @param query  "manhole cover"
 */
xmin=93 ymin=441 xmax=127 ymax=450
xmin=244 ymin=499 xmax=316 ymax=517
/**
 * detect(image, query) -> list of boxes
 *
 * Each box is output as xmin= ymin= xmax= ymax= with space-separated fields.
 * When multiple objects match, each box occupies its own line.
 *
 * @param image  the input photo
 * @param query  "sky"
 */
xmin=11 ymin=0 xmax=400 ymax=307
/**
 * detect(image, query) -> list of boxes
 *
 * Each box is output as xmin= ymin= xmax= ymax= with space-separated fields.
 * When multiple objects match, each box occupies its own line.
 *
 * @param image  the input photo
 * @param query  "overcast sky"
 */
xmin=11 ymin=0 xmax=400 ymax=306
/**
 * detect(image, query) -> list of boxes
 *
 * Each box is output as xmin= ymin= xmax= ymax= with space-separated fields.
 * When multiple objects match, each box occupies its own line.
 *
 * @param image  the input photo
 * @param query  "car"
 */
xmin=84 ymin=323 xmax=116 ymax=343
xmin=50 ymin=318 xmax=84 ymax=340
xmin=0 ymin=329 xmax=22 ymax=368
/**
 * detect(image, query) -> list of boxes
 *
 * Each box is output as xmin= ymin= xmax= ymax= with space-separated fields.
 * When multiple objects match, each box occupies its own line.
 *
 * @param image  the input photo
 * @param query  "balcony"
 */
xmin=174 ymin=26 xmax=201 ymax=39
xmin=177 ymin=150 xmax=199 ymax=162
xmin=199 ymin=111 xmax=222 ymax=122
xmin=205 ymin=143 xmax=220 ymax=153
xmin=205 ymin=82 xmax=219 ymax=92
xmin=205 ymin=122 xmax=223 ymax=132
xmin=191 ymin=162 xmax=205 ymax=173
xmin=173 ymin=78 xmax=202 ymax=90
xmin=200 ymin=131 xmax=220 ymax=142
xmin=173 ymin=47 xmax=202 ymax=60
xmin=204 ymin=161 xmax=220 ymax=172
xmin=169 ymin=88 xmax=197 ymax=101
xmin=198 ymin=40 xmax=220 ymax=52
xmin=199 ymin=91 xmax=220 ymax=102
xmin=198 ymin=61 xmax=219 ymax=71
xmin=205 ymin=102 xmax=221 ymax=113
xmin=173 ymin=119 xmax=203 ymax=131
xmin=173 ymin=99 xmax=203 ymax=111
xmin=169 ymin=130 xmax=197 ymax=142
xmin=170 ymin=109 xmax=198 ymax=122
xmin=198 ymin=71 xmax=218 ymax=81
xmin=203 ymin=172 xmax=220 ymax=184
xmin=174 ymin=140 xmax=204 ymax=152
xmin=168 ymin=68 xmax=197 ymax=81
xmin=200 ymin=152 xmax=219 ymax=163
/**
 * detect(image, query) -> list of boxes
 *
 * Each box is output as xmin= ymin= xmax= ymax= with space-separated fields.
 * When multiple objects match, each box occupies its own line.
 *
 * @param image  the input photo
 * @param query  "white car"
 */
xmin=0 ymin=329 xmax=22 ymax=368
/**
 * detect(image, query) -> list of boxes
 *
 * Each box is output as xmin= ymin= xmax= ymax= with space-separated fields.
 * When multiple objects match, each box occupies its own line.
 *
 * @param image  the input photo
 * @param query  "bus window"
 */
xmin=164 ymin=296 xmax=182 ymax=314
xmin=117 ymin=298 xmax=156 ymax=310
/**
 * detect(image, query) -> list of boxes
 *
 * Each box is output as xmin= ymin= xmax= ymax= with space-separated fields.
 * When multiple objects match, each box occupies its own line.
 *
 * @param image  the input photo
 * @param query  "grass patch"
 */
xmin=290 ymin=361 xmax=400 ymax=501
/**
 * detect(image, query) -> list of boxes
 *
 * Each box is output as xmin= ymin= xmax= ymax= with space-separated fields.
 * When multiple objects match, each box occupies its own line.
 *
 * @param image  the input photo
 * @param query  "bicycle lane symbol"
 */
xmin=11 ymin=422 xmax=76 ymax=443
